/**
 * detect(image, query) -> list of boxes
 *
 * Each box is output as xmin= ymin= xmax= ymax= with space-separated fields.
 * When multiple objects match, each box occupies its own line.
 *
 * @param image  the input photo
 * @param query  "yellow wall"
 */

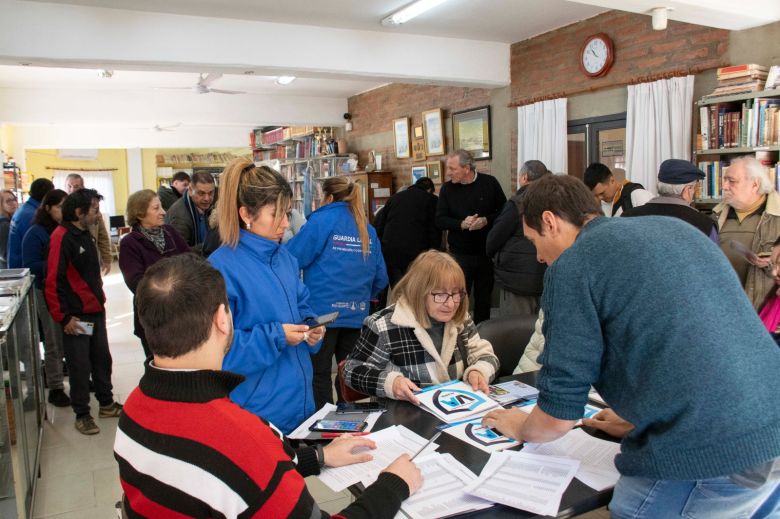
xmin=24 ymin=149 xmax=130 ymax=214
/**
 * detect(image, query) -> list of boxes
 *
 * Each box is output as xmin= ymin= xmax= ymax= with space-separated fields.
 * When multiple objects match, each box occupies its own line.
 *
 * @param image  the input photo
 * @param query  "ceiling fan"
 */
xmin=156 ymin=73 xmax=245 ymax=95
xmin=153 ymin=123 xmax=181 ymax=132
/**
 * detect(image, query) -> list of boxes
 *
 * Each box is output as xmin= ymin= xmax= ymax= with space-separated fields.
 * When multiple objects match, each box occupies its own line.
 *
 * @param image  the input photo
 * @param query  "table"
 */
xmin=359 ymin=371 xmax=617 ymax=519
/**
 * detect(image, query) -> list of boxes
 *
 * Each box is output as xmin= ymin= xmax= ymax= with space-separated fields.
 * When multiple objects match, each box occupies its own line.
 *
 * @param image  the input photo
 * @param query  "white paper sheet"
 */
xmin=440 ymin=416 xmax=520 ymax=453
xmin=318 ymin=425 xmax=438 ymax=492
xmin=523 ymin=428 xmax=621 ymax=491
xmin=388 ymin=453 xmax=492 ymax=519
xmin=287 ymin=404 xmax=385 ymax=440
xmin=464 ymin=450 xmax=579 ymax=516
xmin=488 ymin=380 xmax=539 ymax=405
xmin=416 ymin=380 xmax=501 ymax=423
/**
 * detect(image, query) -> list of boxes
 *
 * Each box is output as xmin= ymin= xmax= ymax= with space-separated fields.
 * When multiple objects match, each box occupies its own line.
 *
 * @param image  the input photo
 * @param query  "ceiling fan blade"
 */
xmin=208 ymin=88 xmax=245 ymax=95
xmin=199 ymin=73 xmax=223 ymax=87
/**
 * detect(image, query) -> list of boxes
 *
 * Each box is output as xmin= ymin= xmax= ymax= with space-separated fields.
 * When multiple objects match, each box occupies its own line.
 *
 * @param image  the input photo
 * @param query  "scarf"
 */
xmin=138 ymin=225 xmax=166 ymax=254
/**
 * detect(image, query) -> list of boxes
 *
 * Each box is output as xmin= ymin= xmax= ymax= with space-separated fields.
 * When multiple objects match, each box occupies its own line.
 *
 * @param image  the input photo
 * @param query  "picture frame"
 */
xmin=426 ymin=160 xmax=442 ymax=183
xmin=393 ymin=117 xmax=411 ymax=159
xmin=413 ymin=125 xmax=424 ymax=139
xmin=452 ymin=105 xmax=491 ymax=160
xmin=412 ymin=139 xmax=426 ymax=161
xmin=422 ymin=108 xmax=445 ymax=156
xmin=411 ymin=165 xmax=427 ymax=183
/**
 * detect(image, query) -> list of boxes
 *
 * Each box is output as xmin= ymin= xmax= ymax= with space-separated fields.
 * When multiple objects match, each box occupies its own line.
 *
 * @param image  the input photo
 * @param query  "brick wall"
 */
xmin=510 ymin=11 xmax=729 ymax=106
xmin=345 ymin=83 xmax=494 ymax=188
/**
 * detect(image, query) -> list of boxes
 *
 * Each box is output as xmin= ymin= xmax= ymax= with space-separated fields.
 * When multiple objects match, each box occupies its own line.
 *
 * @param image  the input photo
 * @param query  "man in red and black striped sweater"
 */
xmin=115 ymin=254 xmax=421 ymax=518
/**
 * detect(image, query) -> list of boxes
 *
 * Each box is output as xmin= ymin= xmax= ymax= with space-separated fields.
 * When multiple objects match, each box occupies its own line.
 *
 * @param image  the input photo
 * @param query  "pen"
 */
xmin=409 ymin=431 xmax=442 ymax=460
xmin=320 ymin=432 xmax=370 ymax=438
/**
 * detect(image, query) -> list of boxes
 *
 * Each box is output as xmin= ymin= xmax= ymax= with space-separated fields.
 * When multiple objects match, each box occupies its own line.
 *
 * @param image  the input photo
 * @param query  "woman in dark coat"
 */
xmin=119 ymin=189 xmax=189 ymax=358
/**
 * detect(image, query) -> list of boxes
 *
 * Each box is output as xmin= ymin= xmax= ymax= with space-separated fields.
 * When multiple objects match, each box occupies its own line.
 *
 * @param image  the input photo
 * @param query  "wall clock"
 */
xmin=580 ymin=33 xmax=614 ymax=78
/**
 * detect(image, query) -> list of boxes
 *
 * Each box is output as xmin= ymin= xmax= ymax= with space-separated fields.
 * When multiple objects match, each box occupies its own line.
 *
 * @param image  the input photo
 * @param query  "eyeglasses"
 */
xmin=430 ymin=291 xmax=466 ymax=304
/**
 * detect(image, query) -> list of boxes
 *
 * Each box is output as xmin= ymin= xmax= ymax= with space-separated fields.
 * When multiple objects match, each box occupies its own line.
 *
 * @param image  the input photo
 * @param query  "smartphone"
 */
xmin=336 ymin=402 xmax=386 ymax=414
xmin=309 ymin=419 xmax=367 ymax=433
xmin=75 ymin=321 xmax=95 ymax=336
xmin=302 ymin=311 xmax=339 ymax=329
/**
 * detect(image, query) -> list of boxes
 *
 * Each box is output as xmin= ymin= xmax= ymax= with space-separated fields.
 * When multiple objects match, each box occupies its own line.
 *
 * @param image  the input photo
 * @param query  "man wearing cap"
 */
xmin=622 ymin=159 xmax=718 ymax=243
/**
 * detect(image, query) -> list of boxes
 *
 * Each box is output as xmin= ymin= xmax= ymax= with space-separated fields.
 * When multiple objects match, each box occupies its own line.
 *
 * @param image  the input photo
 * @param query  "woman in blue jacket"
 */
xmin=287 ymin=176 xmax=388 ymax=408
xmin=209 ymin=158 xmax=324 ymax=434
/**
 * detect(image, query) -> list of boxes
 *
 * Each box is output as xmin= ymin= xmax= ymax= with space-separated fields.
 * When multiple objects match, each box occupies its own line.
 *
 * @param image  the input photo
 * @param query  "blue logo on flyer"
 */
xmin=432 ymin=389 xmax=486 ymax=415
xmin=465 ymin=423 xmax=516 ymax=447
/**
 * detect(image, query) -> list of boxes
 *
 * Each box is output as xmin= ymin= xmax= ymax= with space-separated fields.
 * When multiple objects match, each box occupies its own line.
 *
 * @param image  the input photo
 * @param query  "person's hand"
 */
xmin=381 ymin=454 xmax=423 ymax=495
xmin=100 ymin=261 xmax=111 ymax=276
xmin=322 ymin=435 xmax=377 ymax=467
xmin=481 ymin=408 xmax=529 ymax=441
xmin=468 ymin=216 xmax=487 ymax=231
xmin=582 ymin=408 xmax=634 ymax=438
xmin=751 ymin=256 xmax=771 ymax=269
xmin=392 ymin=376 xmax=421 ymax=405
xmin=460 ymin=214 xmax=478 ymax=230
xmin=63 ymin=317 xmax=81 ymax=336
xmin=305 ymin=325 xmax=325 ymax=346
xmin=467 ymin=370 xmax=489 ymax=394
xmin=282 ymin=324 xmax=310 ymax=345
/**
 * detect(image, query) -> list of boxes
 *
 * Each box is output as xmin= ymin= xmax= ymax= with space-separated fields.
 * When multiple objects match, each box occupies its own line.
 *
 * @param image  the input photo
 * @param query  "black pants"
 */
xmin=61 ymin=313 xmax=114 ymax=417
xmin=454 ymin=254 xmax=494 ymax=324
xmin=311 ymin=327 xmax=361 ymax=409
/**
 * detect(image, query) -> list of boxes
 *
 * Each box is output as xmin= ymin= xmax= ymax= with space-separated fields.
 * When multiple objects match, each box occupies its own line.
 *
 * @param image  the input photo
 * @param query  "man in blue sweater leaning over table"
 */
xmin=483 ymin=174 xmax=780 ymax=518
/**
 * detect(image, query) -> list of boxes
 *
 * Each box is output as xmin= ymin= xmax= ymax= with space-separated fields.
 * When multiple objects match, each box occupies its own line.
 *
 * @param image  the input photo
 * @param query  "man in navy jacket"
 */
xmin=7 ymin=178 xmax=53 ymax=268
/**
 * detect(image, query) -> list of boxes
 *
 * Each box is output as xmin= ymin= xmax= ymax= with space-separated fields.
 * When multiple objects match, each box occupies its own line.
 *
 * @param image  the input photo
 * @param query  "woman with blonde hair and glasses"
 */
xmin=209 ymin=158 xmax=325 ymax=433
xmin=343 ymin=250 xmax=498 ymax=404
xmin=287 ymin=176 xmax=388 ymax=408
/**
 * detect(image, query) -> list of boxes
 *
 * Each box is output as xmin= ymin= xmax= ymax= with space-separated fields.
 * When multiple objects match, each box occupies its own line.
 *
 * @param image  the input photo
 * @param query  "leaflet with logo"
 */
xmin=488 ymin=380 xmax=539 ymax=405
xmin=415 ymin=380 xmax=502 ymax=424
xmin=512 ymin=399 xmax=602 ymax=426
xmin=439 ymin=415 xmax=520 ymax=453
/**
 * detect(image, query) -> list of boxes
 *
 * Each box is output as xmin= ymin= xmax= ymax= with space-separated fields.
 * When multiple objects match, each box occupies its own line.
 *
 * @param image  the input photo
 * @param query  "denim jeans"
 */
xmin=610 ymin=475 xmax=780 ymax=518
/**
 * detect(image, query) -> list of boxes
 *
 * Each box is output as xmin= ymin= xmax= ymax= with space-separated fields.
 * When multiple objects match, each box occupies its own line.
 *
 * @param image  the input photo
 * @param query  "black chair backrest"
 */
xmin=476 ymin=314 xmax=538 ymax=377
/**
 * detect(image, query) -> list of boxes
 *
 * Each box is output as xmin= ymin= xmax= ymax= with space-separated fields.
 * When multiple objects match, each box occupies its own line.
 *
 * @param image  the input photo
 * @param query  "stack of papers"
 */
xmin=439 ymin=416 xmax=520 ymax=453
xmin=464 ymin=450 xmax=580 ymax=516
xmin=488 ymin=380 xmax=539 ymax=405
xmin=318 ymin=425 xmax=439 ymax=492
xmin=288 ymin=403 xmax=384 ymax=440
xmin=524 ymin=428 xmax=621 ymax=491
xmin=416 ymin=381 xmax=501 ymax=423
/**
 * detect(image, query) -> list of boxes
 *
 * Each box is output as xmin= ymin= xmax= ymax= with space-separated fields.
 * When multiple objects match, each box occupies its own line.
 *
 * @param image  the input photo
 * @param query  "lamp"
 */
xmin=275 ymin=76 xmax=296 ymax=85
xmin=651 ymin=7 xmax=671 ymax=31
xmin=381 ymin=0 xmax=451 ymax=26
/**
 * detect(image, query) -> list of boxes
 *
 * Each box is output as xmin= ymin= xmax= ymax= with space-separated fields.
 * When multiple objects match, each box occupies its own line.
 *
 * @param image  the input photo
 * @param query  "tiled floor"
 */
xmin=31 ymin=262 xmax=608 ymax=519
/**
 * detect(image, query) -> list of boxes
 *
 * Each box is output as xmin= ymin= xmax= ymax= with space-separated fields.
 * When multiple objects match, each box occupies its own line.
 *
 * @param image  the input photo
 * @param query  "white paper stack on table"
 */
xmin=439 ymin=416 xmax=520 ymax=453
xmin=464 ymin=450 xmax=580 ymax=516
xmin=523 ymin=428 xmax=621 ymax=491
xmin=415 ymin=380 xmax=502 ymax=423
xmin=488 ymin=380 xmax=539 ymax=405
xmin=318 ymin=425 xmax=440 ymax=492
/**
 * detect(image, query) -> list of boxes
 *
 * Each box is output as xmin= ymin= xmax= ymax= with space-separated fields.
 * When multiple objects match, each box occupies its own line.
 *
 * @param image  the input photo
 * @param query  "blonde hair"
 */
xmin=126 ymin=189 xmax=158 ymax=227
xmin=322 ymin=176 xmax=370 ymax=257
xmin=217 ymin=157 xmax=292 ymax=247
xmin=393 ymin=250 xmax=469 ymax=327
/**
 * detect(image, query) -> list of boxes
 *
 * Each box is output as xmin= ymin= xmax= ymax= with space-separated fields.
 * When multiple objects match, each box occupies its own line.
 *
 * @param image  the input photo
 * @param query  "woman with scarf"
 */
xmin=119 ymin=189 xmax=189 ymax=358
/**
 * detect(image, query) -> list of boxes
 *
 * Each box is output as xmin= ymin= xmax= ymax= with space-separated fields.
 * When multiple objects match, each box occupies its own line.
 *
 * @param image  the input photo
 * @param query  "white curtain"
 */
xmin=53 ymin=170 xmax=116 ymax=225
xmin=625 ymin=75 xmax=694 ymax=195
xmin=517 ymin=98 xmax=568 ymax=188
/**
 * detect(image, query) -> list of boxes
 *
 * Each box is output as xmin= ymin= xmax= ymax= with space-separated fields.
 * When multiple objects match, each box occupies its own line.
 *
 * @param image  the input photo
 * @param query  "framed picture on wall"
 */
xmin=414 ymin=125 xmax=424 ymax=139
xmin=452 ymin=105 xmax=491 ymax=160
xmin=412 ymin=139 xmax=426 ymax=161
xmin=411 ymin=165 xmax=427 ymax=183
xmin=426 ymin=160 xmax=442 ymax=183
xmin=393 ymin=117 xmax=411 ymax=158
xmin=422 ymin=109 xmax=445 ymax=156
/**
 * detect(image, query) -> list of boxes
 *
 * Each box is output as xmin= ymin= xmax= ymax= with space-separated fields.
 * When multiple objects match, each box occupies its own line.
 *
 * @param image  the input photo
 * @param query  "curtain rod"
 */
xmin=45 ymin=166 xmax=118 ymax=171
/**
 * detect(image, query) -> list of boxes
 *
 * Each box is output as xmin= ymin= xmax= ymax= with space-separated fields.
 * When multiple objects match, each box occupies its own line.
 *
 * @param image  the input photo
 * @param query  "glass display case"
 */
xmin=0 ymin=271 xmax=44 ymax=518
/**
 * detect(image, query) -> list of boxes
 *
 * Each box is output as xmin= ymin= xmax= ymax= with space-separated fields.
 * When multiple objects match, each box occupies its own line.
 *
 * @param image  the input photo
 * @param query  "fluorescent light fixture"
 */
xmin=381 ymin=0 xmax=451 ymax=26
xmin=275 ymin=76 xmax=296 ymax=85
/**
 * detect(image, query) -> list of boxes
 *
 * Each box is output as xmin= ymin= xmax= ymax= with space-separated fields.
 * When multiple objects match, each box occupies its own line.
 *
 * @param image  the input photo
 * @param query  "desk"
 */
xmin=360 ymin=372 xmax=616 ymax=518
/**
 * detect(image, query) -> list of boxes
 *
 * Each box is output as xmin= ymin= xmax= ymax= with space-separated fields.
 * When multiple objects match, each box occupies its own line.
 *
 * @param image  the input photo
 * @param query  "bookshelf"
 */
xmin=694 ymin=88 xmax=780 ymax=203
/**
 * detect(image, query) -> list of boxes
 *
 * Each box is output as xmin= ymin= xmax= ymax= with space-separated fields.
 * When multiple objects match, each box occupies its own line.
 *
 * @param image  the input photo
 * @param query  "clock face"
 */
xmin=580 ymin=34 xmax=613 ymax=77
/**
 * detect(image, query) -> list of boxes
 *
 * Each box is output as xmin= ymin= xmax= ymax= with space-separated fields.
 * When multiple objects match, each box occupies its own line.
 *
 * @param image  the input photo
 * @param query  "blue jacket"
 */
xmin=209 ymin=230 xmax=319 ymax=434
xmin=286 ymin=202 xmax=388 ymax=329
xmin=21 ymin=224 xmax=52 ymax=289
xmin=8 ymin=198 xmax=40 ymax=268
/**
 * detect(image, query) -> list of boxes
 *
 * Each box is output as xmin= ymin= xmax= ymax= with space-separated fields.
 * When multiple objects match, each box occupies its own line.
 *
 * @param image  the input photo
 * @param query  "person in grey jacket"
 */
xmin=165 ymin=171 xmax=215 ymax=253
xmin=157 ymin=171 xmax=190 ymax=211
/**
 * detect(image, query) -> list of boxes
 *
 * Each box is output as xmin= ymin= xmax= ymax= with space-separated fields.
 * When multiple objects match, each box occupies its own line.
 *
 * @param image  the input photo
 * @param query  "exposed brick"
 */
xmin=671 ymin=47 xmax=710 ymax=62
xmin=650 ymin=39 xmax=689 ymax=54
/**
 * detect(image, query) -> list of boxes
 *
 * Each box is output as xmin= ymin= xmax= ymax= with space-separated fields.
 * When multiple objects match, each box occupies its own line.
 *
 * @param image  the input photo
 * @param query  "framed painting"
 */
xmin=414 ymin=125 xmax=424 ymax=139
xmin=426 ymin=160 xmax=442 ymax=183
xmin=452 ymin=105 xmax=491 ymax=160
xmin=411 ymin=165 xmax=427 ymax=183
xmin=412 ymin=139 xmax=426 ymax=161
xmin=393 ymin=117 xmax=411 ymax=158
xmin=422 ymin=108 xmax=445 ymax=156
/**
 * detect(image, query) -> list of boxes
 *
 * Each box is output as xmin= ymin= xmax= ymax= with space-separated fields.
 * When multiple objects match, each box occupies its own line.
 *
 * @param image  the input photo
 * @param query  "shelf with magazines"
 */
xmin=693 ymin=78 xmax=780 ymax=206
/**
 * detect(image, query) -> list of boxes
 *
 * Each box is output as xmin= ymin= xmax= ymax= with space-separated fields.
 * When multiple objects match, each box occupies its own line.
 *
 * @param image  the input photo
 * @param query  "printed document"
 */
xmin=318 ymin=425 xmax=438 ymax=492
xmin=523 ymin=428 xmax=620 ymax=491
xmin=464 ymin=450 xmax=579 ymax=516
xmin=440 ymin=416 xmax=520 ymax=453
xmin=488 ymin=380 xmax=539 ymax=405
xmin=416 ymin=380 xmax=501 ymax=423
xmin=513 ymin=399 xmax=602 ymax=425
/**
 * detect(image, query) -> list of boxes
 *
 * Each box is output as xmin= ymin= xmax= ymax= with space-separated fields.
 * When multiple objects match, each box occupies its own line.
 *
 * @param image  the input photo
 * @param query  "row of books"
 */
xmin=697 ymin=159 xmax=780 ymax=199
xmin=699 ymin=98 xmax=780 ymax=150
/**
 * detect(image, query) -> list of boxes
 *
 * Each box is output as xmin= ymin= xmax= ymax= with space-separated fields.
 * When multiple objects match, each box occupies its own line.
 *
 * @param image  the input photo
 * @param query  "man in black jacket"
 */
xmin=584 ymin=162 xmax=653 ymax=217
xmin=157 ymin=171 xmax=190 ymax=211
xmin=375 ymin=177 xmax=440 ymax=286
xmin=486 ymin=160 xmax=550 ymax=315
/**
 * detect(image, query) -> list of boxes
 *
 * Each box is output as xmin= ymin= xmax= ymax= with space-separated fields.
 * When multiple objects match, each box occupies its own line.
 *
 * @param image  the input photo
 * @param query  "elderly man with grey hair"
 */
xmin=622 ymin=159 xmax=718 ymax=243
xmin=711 ymin=156 xmax=780 ymax=309
xmin=486 ymin=160 xmax=550 ymax=315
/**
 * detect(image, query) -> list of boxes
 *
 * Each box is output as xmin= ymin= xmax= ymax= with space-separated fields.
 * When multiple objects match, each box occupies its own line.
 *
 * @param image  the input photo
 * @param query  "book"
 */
xmin=766 ymin=65 xmax=780 ymax=90
xmin=415 ymin=380 xmax=502 ymax=424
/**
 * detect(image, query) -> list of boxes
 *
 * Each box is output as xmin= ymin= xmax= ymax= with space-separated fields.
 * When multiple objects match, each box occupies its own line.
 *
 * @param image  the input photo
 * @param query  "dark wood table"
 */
xmin=356 ymin=371 xmax=617 ymax=518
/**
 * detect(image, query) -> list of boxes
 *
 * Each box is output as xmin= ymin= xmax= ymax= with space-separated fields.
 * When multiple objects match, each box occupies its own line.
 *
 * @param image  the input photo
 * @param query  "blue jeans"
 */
xmin=609 ymin=475 xmax=780 ymax=518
